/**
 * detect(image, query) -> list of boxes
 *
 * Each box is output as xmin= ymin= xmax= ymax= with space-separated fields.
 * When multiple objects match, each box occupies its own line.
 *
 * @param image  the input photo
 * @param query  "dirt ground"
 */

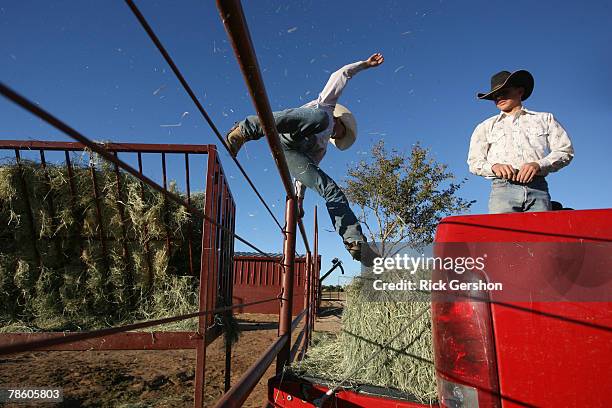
xmin=0 ymin=304 xmax=342 ymax=408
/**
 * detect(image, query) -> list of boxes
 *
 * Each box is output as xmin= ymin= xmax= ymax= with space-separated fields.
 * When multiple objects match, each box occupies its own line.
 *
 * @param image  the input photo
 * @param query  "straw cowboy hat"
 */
xmin=478 ymin=70 xmax=534 ymax=101
xmin=330 ymin=104 xmax=357 ymax=150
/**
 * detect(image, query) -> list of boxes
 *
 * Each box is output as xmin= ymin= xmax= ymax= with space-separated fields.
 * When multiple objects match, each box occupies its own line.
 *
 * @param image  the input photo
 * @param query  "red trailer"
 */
xmin=233 ymin=253 xmax=321 ymax=315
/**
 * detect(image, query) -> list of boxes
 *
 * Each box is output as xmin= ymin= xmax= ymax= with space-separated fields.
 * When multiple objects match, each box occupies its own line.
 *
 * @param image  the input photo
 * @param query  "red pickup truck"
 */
xmin=269 ymin=208 xmax=612 ymax=407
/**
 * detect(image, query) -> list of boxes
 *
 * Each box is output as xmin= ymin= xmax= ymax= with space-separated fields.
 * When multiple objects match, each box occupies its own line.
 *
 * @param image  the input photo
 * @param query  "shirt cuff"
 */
xmin=536 ymin=158 xmax=551 ymax=174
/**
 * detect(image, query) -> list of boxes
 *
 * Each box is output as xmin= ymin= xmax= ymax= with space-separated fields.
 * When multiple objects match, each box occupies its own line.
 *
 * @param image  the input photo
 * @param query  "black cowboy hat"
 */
xmin=478 ymin=70 xmax=534 ymax=101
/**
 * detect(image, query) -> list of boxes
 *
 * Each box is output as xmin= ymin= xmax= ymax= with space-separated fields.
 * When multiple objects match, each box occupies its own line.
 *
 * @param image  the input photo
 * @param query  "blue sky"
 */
xmin=1 ymin=0 xmax=611 ymax=282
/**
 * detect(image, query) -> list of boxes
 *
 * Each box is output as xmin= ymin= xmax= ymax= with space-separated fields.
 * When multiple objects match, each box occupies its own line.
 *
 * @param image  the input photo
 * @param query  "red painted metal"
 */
xmin=434 ymin=209 xmax=612 ymax=407
xmin=13 ymin=150 xmax=42 ymax=268
xmin=112 ymin=152 xmax=132 ymax=295
xmin=289 ymin=328 xmax=305 ymax=363
xmin=184 ymin=152 xmax=195 ymax=276
xmin=0 ymin=101 xmax=261 ymax=252
xmin=0 ymin=1 xmax=326 ymax=401
xmin=313 ymin=207 xmax=320 ymax=317
xmin=0 ymin=298 xmax=277 ymax=356
xmin=215 ymin=310 xmax=307 ymax=408
xmin=161 ymin=152 xmax=171 ymax=252
xmin=222 ymin=179 xmax=235 ymax=392
xmin=216 ymin=0 xmax=292 ymax=196
xmin=232 ymin=254 xmax=316 ymax=315
xmin=214 ymin=0 xmax=311 ymax=254
xmin=217 ymin=334 xmax=288 ymax=408
xmin=0 ymin=140 xmax=212 ymax=153
xmin=0 ymin=141 xmax=239 ymax=408
xmin=267 ymin=376 xmax=437 ymax=408
xmin=277 ymin=196 xmax=298 ymax=375
xmin=124 ymin=0 xmax=283 ymax=232
xmin=304 ymin=252 xmax=312 ymax=348
xmin=195 ymin=146 xmax=222 ymax=407
xmin=0 ymin=330 xmax=217 ymax=351
xmin=136 ymin=151 xmax=154 ymax=290
xmin=39 ymin=150 xmax=64 ymax=272
xmin=89 ymin=153 xmax=111 ymax=274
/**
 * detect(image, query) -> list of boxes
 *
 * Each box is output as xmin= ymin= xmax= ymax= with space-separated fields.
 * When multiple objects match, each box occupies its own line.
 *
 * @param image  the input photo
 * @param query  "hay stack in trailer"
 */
xmin=0 ymin=158 xmax=209 ymax=332
xmin=294 ymin=270 xmax=437 ymax=404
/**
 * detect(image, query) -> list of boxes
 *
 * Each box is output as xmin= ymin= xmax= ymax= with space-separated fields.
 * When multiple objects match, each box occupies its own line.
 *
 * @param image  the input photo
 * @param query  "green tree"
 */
xmin=345 ymin=140 xmax=473 ymax=256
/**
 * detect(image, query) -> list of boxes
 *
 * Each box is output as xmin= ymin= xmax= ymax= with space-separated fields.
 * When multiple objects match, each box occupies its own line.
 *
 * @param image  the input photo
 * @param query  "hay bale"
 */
xmin=295 ymin=273 xmax=437 ymax=404
xmin=0 ymin=159 xmax=232 ymax=336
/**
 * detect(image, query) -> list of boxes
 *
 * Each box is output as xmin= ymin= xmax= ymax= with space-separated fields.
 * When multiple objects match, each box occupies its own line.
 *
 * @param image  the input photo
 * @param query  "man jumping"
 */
xmin=225 ymin=53 xmax=384 ymax=261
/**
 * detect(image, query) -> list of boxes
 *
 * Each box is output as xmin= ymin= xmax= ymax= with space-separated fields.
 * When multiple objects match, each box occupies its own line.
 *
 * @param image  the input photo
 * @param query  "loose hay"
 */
xmin=294 ymin=274 xmax=437 ymax=404
xmin=0 ymin=159 xmax=237 ymax=342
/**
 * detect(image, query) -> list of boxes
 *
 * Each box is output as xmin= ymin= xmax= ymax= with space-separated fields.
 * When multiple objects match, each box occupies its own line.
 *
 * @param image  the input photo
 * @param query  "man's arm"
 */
xmin=467 ymin=123 xmax=496 ymax=177
xmin=317 ymin=53 xmax=384 ymax=107
xmin=516 ymin=114 xmax=574 ymax=183
xmin=536 ymin=113 xmax=574 ymax=174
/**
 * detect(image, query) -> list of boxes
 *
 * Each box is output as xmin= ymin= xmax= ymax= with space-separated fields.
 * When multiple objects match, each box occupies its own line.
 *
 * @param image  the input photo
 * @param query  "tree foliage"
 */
xmin=345 ymin=140 xmax=473 ymax=255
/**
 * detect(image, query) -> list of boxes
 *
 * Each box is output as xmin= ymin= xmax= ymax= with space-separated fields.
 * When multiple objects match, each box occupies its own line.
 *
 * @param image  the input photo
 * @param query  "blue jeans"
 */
xmin=488 ymin=177 xmax=552 ymax=214
xmin=238 ymin=107 xmax=366 ymax=244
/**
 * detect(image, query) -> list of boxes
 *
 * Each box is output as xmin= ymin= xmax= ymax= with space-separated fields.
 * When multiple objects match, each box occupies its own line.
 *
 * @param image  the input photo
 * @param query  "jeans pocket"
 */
xmin=492 ymin=178 xmax=508 ymax=188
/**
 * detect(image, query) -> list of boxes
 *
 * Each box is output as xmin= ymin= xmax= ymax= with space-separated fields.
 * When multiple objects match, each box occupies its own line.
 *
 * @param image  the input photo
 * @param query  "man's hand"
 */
xmin=492 ymin=163 xmax=517 ymax=180
xmin=366 ymin=53 xmax=384 ymax=67
xmin=516 ymin=162 xmax=540 ymax=183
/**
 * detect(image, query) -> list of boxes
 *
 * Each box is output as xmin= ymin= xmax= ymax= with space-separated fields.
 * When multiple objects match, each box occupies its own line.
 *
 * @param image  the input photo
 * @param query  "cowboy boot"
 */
xmin=225 ymin=124 xmax=247 ymax=157
xmin=346 ymin=241 xmax=362 ymax=261
xmin=346 ymin=241 xmax=378 ymax=268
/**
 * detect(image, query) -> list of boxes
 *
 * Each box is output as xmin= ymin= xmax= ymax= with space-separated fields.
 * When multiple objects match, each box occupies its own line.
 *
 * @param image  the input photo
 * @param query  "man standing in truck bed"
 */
xmin=225 ymin=53 xmax=384 ymax=261
xmin=468 ymin=70 xmax=574 ymax=213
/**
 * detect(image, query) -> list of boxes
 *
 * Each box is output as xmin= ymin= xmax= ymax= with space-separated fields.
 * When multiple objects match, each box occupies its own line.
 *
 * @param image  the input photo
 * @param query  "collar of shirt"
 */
xmin=494 ymin=106 xmax=536 ymax=124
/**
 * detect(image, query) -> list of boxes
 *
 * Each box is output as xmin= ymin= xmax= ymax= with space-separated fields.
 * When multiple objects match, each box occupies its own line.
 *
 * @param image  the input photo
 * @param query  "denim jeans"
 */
xmin=488 ymin=177 xmax=552 ymax=214
xmin=238 ymin=107 xmax=366 ymax=244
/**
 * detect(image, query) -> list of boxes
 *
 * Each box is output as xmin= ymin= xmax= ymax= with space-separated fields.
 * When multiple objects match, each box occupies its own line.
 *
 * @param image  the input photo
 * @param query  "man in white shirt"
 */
xmin=467 ymin=70 xmax=574 ymax=213
xmin=226 ymin=53 xmax=384 ymax=261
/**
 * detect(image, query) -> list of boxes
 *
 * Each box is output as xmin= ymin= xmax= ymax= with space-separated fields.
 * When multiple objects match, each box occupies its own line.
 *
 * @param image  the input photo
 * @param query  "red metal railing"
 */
xmin=0 ymin=0 xmax=323 ymax=406
xmin=213 ymin=0 xmax=321 ymax=406
xmin=0 ymin=140 xmax=259 ymax=405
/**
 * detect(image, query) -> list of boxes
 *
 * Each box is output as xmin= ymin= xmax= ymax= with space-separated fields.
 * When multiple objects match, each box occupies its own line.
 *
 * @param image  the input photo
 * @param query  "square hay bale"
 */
xmin=294 ymin=273 xmax=437 ymax=404
xmin=0 ymin=159 xmax=208 ymax=332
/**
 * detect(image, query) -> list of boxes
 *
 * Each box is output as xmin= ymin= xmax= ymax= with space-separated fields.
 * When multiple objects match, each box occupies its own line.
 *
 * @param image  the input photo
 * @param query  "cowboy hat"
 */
xmin=478 ymin=70 xmax=534 ymax=101
xmin=330 ymin=104 xmax=357 ymax=151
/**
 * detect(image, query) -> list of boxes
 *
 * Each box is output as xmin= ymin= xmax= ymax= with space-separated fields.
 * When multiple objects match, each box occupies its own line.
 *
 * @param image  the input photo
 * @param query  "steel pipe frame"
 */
xmin=0 ymin=297 xmax=278 ymax=356
xmin=215 ymin=0 xmax=315 ymax=381
xmin=0 ymin=140 xmax=214 ymax=153
xmin=0 ymin=141 xmax=238 ymax=408
xmin=277 ymin=196 xmax=298 ymax=375
xmin=123 ymin=0 xmax=283 ymax=232
xmin=214 ymin=309 xmax=307 ymax=408
xmin=0 ymin=89 xmax=267 ymax=254
xmin=214 ymin=0 xmax=311 ymax=254
xmin=1 ymin=0 xmax=323 ymax=403
xmin=195 ymin=148 xmax=237 ymax=407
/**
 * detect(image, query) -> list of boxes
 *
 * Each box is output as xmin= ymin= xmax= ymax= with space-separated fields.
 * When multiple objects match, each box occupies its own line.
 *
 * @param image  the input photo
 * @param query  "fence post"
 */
xmin=304 ymin=252 xmax=311 ymax=348
xmin=194 ymin=148 xmax=218 ymax=408
xmin=277 ymin=196 xmax=297 ymax=374
xmin=313 ymin=206 xmax=319 ymax=318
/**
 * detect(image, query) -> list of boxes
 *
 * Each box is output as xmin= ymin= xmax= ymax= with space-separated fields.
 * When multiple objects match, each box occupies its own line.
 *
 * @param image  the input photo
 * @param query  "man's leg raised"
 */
xmin=284 ymin=149 xmax=365 ymax=245
xmin=239 ymin=107 xmax=328 ymax=142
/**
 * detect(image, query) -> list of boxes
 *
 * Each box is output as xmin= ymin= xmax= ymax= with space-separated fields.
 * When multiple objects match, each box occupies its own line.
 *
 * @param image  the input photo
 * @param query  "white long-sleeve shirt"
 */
xmin=467 ymin=107 xmax=574 ymax=178
xmin=294 ymin=60 xmax=370 ymax=198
